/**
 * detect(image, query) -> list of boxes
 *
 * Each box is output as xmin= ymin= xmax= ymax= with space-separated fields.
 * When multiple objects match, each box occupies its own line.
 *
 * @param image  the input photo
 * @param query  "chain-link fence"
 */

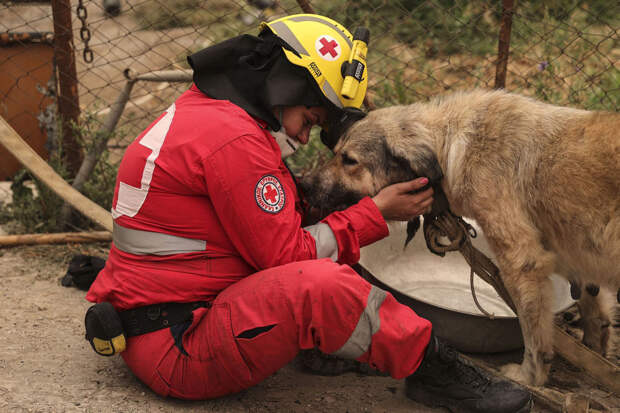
xmin=0 ymin=0 xmax=618 ymax=233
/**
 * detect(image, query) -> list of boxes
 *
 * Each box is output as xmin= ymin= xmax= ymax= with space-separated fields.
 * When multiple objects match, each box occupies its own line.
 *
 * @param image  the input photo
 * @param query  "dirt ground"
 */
xmin=0 ymin=242 xmax=439 ymax=413
xmin=0 ymin=239 xmax=618 ymax=413
xmin=1 ymin=2 xmax=619 ymax=412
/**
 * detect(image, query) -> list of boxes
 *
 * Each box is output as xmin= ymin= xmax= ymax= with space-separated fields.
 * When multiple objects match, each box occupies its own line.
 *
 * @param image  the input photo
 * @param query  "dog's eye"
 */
xmin=341 ymin=153 xmax=358 ymax=166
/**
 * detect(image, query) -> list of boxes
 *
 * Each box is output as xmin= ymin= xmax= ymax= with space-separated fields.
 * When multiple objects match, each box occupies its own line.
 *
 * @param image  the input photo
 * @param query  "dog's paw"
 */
xmin=500 ymin=363 xmax=528 ymax=384
xmin=582 ymin=320 xmax=610 ymax=356
xmin=501 ymin=362 xmax=548 ymax=386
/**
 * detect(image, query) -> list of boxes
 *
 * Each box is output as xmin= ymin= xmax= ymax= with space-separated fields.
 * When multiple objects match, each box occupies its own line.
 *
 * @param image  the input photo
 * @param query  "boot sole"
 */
xmin=406 ymin=385 xmax=533 ymax=413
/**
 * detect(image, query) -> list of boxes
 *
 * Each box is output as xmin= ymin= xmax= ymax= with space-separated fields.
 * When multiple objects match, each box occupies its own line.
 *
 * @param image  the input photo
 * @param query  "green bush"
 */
xmin=0 ymin=168 xmax=66 ymax=233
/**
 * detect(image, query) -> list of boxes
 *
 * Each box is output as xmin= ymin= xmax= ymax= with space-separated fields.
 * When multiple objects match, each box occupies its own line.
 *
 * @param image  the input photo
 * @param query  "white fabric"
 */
xmin=112 ymin=103 xmax=176 ymax=218
xmin=271 ymin=127 xmax=300 ymax=159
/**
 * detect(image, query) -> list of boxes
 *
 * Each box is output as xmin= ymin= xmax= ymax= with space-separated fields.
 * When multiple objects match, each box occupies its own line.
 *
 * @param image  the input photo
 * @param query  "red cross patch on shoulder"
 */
xmin=255 ymin=175 xmax=286 ymax=213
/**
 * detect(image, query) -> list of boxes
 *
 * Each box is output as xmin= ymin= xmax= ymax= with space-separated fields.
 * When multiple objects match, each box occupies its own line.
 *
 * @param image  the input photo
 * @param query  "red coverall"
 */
xmin=86 ymin=85 xmax=432 ymax=400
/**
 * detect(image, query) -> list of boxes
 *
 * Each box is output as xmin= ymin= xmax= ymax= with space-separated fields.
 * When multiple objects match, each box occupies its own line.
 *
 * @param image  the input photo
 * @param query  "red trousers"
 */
xmin=121 ymin=259 xmax=432 ymax=400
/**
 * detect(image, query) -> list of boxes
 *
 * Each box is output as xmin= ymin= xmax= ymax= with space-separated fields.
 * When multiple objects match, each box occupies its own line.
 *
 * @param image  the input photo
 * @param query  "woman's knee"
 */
xmin=287 ymin=259 xmax=368 ymax=295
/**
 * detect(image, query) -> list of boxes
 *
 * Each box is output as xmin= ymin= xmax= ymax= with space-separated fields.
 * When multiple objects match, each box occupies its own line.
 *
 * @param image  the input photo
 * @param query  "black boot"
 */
xmin=406 ymin=333 xmax=532 ymax=413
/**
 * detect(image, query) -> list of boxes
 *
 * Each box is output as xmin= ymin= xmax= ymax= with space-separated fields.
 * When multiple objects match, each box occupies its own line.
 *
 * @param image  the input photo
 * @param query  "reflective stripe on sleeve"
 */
xmin=331 ymin=286 xmax=387 ymax=359
xmin=113 ymin=222 xmax=206 ymax=256
xmin=111 ymin=103 xmax=176 ymax=219
xmin=304 ymin=222 xmax=338 ymax=261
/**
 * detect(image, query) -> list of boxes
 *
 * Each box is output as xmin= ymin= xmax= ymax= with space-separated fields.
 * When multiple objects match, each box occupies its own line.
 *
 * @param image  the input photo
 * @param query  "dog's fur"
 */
xmin=301 ymin=89 xmax=620 ymax=386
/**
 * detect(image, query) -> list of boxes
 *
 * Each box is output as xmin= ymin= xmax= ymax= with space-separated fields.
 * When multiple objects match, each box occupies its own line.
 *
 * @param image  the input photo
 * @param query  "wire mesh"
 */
xmin=0 ymin=0 xmax=618 ymax=232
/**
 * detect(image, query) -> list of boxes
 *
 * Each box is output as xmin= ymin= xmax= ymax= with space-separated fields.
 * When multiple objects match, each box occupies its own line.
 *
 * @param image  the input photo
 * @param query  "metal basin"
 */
xmin=358 ymin=220 xmax=575 ymax=354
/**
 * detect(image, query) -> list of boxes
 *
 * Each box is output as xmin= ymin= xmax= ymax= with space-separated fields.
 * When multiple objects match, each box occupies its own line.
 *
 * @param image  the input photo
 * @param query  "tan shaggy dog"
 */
xmin=302 ymin=89 xmax=619 ymax=386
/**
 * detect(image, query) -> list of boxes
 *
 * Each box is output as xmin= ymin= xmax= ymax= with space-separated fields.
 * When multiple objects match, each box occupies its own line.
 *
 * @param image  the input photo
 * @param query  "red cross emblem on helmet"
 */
xmin=315 ymin=35 xmax=341 ymax=61
xmin=255 ymin=175 xmax=286 ymax=213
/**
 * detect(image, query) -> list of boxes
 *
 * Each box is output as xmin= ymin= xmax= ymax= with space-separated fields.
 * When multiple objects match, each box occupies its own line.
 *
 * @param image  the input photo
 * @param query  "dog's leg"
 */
xmin=475 ymin=211 xmax=557 ymax=386
xmin=500 ymin=268 xmax=555 ymax=386
xmin=578 ymin=287 xmax=614 ymax=355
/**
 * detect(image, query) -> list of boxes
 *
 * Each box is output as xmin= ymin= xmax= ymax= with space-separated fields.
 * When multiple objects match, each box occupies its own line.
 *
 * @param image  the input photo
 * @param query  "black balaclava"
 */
xmin=187 ymin=31 xmax=330 ymax=131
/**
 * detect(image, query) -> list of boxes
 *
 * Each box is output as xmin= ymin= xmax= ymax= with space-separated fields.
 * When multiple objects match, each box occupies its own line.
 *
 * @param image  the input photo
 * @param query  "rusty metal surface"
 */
xmin=0 ymin=31 xmax=54 ymax=46
xmin=0 ymin=40 xmax=55 ymax=180
xmin=51 ymin=0 xmax=82 ymax=175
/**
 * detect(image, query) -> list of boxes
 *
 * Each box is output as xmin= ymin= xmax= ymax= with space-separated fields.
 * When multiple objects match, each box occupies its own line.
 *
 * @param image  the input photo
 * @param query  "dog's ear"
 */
xmin=404 ymin=217 xmax=421 ymax=249
xmin=384 ymin=126 xmax=443 ymax=185
xmin=321 ymin=108 xmax=367 ymax=150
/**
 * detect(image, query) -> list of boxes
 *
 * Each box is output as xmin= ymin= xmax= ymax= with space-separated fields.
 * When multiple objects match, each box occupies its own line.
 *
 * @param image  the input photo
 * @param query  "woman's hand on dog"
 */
xmin=372 ymin=177 xmax=434 ymax=221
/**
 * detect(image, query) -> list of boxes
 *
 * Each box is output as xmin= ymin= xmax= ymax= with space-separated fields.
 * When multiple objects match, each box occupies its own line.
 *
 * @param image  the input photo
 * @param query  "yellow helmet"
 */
xmin=260 ymin=14 xmax=369 ymax=110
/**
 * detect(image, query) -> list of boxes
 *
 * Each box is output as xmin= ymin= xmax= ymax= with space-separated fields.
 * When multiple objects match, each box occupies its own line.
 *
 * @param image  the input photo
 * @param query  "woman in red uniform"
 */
xmin=87 ymin=13 xmax=531 ymax=413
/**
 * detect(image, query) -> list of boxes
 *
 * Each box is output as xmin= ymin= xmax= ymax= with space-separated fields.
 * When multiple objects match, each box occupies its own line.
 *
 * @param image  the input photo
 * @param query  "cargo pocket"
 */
xmin=151 ymin=308 xmax=212 ymax=400
xmin=207 ymin=303 xmax=254 ymax=391
xmin=154 ymin=343 xmax=218 ymax=400
xmin=153 ymin=304 xmax=247 ymax=400
xmin=122 ymin=331 xmax=174 ymax=398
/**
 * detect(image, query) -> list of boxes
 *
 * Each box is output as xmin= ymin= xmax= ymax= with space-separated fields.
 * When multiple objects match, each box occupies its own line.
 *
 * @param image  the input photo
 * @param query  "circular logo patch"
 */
xmin=255 ymin=175 xmax=286 ymax=213
xmin=315 ymin=35 xmax=341 ymax=61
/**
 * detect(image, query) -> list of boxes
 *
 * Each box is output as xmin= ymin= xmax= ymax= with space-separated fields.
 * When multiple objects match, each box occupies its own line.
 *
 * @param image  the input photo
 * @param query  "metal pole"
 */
xmin=124 ymin=68 xmax=193 ymax=82
xmin=69 ymin=68 xmax=193 ymax=195
xmin=51 ymin=0 xmax=83 ymax=176
xmin=59 ymin=68 xmax=195 ymax=227
xmin=494 ymin=0 xmax=515 ymax=89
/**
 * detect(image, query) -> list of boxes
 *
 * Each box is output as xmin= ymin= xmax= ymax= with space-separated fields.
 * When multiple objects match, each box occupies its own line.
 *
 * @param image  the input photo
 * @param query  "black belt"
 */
xmin=119 ymin=301 xmax=210 ymax=337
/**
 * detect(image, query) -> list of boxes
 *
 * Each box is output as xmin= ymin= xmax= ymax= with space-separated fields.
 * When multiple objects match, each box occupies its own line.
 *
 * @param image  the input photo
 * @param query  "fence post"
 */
xmin=51 ymin=0 xmax=83 ymax=176
xmin=494 ymin=0 xmax=515 ymax=89
xmin=296 ymin=0 xmax=314 ymax=13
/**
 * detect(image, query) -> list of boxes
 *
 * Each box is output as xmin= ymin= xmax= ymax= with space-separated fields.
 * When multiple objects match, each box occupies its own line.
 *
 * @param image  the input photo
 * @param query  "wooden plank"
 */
xmin=563 ymin=393 xmax=590 ymax=413
xmin=0 ymin=115 xmax=113 ymax=232
xmin=0 ymin=231 xmax=111 ymax=247
xmin=553 ymin=326 xmax=620 ymax=395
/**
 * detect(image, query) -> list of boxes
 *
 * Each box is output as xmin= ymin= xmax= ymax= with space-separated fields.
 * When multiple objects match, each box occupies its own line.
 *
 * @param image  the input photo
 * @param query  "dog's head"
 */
xmin=301 ymin=106 xmax=444 ymax=212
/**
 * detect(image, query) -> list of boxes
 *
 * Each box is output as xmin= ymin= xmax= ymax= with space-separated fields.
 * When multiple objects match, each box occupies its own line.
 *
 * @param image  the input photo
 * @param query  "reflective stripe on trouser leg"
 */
xmin=331 ymin=286 xmax=386 ymax=359
xmin=118 ymin=260 xmax=432 ymax=399
xmin=355 ymin=291 xmax=433 ymax=379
